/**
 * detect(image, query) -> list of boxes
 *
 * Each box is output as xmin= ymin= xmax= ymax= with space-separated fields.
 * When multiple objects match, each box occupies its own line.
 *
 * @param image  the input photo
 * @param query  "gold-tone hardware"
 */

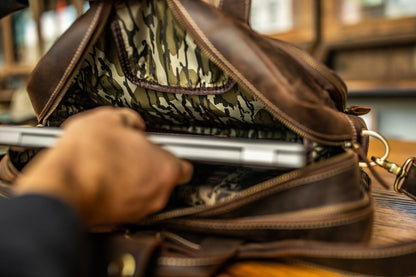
xmin=107 ymin=253 xmax=136 ymax=277
xmin=358 ymin=130 xmax=390 ymax=168
xmin=371 ymin=157 xmax=403 ymax=176
xmin=357 ymin=130 xmax=416 ymax=195
xmin=371 ymin=156 xmax=416 ymax=193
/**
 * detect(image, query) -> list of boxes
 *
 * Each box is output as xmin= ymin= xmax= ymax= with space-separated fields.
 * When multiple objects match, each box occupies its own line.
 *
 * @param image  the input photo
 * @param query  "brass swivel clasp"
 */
xmin=372 ymin=156 xmax=416 ymax=193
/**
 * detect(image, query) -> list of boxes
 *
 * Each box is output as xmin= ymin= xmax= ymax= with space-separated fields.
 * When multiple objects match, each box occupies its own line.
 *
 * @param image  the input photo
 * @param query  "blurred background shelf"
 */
xmin=0 ymin=0 xmax=87 ymax=124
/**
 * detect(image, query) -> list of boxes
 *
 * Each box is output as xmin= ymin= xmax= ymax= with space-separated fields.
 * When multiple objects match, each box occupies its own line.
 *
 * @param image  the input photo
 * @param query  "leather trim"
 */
xmin=168 ymin=0 xmax=356 ymax=144
xmin=26 ymin=2 xmax=113 ymax=124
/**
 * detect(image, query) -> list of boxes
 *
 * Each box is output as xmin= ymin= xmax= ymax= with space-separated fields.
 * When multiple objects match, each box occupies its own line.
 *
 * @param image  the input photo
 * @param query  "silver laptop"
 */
xmin=0 ymin=126 xmax=306 ymax=169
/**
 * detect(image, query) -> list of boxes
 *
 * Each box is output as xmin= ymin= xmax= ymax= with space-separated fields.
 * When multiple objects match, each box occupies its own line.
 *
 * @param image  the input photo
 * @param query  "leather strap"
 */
xmin=218 ymin=0 xmax=251 ymax=25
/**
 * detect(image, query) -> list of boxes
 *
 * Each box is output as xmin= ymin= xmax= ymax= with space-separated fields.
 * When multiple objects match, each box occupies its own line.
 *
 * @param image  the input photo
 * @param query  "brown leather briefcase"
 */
xmin=1 ymin=1 xmax=416 ymax=276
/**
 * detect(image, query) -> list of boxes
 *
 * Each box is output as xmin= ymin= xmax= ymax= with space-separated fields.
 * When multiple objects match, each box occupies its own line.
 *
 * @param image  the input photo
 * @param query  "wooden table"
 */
xmin=218 ymin=139 xmax=416 ymax=277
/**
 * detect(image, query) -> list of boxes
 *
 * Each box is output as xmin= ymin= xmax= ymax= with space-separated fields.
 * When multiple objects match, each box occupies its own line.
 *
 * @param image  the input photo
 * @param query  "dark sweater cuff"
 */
xmin=0 ymin=194 xmax=84 ymax=277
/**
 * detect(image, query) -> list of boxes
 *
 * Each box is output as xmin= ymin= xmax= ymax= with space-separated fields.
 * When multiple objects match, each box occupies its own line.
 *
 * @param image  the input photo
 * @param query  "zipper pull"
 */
xmin=345 ymin=105 xmax=371 ymax=116
xmin=372 ymin=156 xmax=416 ymax=201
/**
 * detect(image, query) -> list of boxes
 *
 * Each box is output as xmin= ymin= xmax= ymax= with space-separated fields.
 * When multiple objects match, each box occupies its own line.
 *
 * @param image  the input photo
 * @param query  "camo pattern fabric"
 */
xmin=46 ymin=81 xmax=99 ymax=127
xmin=113 ymin=0 xmax=231 ymax=91
xmin=60 ymin=0 xmax=300 ymax=141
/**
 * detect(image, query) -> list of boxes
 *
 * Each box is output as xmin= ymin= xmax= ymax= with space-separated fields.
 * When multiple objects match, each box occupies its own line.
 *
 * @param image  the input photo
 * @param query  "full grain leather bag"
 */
xmin=2 ymin=0 xmax=416 ymax=276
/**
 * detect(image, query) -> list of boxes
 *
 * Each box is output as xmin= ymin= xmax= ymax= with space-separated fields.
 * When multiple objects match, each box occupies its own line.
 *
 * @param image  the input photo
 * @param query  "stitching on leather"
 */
xmin=111 ymin=18 xmax=235 ymax=95
xmin=199 ymin=160 xmax=359 ymax=218
xmin=171 ymin=0 xmax=350 ymax=141
xmin=40 ymin=4 xmax=104 ymax=120
xmin=344 ymin=114 xmax=358 ymax=144
xmin=149 ymin=151 xmax=358 ymax=221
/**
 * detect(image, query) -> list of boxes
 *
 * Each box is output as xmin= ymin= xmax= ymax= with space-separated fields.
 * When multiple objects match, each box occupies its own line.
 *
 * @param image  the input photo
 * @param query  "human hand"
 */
xmin=14 ymin=107 xmax=193 ymax=226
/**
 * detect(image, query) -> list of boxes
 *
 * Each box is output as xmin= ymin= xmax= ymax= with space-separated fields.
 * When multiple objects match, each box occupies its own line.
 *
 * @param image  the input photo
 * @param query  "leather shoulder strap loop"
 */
xmin=218 ymin=0 xmax=251 ymax=25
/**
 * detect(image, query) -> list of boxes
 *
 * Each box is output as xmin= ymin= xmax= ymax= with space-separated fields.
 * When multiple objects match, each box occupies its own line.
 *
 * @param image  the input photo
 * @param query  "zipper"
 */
xmin=167 ymin=0 xmax=353 ymax=146
xmin=144 ymin=150 xmax=361 ymax=222
xmin=167 ymin=0 xmax=332 ymax=145
xmin=279 ymin=243 xmax=416 ymax=260
xmin=159 ymin=202 xmax=372 ymax=231
xmin=158 ymin=256 xmax=226 ymax=267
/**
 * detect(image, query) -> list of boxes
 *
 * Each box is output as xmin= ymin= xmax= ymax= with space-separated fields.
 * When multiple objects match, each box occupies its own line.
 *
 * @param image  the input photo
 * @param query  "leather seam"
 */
xmin=344 ymin=114 xmax=358 ymax=144
xmin=111 ymin=18 xmax=236 ymax=95
xmin=170 ymin=0 xmax=350 ymax=141
xmin=39 ymin=4 xmax=104 ymax=121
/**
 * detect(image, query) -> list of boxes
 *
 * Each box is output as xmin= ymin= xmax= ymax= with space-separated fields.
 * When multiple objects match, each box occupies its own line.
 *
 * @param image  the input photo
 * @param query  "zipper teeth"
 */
xmin=158 ymin=256 xmax=224 ymax=267
xmin=205 ymin=191 xmax=371 ymax=226
xmin=167 ymin=0 xmax=339 ymax=145
xmin=197 ymin=159 xmax=358 ymax=218
xmin=164 ymin=204 xmax=372 ymax=230
xmin=144 ymin=169 xmax=301 ymax=221
xmin=145 ymin=151 xmax=356 ymax=221
xmin=290 ymin=242 xmax=416 ymax=260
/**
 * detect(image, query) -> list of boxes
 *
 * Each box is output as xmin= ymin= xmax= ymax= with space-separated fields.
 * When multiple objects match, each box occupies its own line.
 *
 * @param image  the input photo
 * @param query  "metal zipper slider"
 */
xmin=372 ymin=156 xmax=416 ymax=199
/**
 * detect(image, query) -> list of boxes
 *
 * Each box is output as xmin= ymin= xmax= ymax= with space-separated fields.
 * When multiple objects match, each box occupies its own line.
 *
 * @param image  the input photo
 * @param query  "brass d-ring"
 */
xmin=359 ymin=130 xmax=390 ymax=168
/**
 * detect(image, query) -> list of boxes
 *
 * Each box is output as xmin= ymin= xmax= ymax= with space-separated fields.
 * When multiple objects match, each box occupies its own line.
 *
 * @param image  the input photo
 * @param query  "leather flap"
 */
xmin=168 ymin=0 xmax=355 ymax=145
xmin=26 ymin=2 xmax=112 ymax=124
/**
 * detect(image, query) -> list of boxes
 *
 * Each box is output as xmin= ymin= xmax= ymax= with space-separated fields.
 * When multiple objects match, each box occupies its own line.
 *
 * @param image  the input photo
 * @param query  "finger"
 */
xmin=116 ymin=108 xmax=146 ymax=131
xmin=176 ymin=160 xmax=194 ymax=185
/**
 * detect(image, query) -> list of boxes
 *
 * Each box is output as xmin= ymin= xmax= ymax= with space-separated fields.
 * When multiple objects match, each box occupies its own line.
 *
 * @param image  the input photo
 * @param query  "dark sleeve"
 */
xmin=0 ymin=194 xmax=84 ymax=277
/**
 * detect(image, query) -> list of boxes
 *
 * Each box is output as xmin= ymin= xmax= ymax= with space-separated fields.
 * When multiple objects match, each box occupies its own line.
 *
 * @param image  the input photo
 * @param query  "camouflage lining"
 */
xmin=47 ymin=0 xmax=302 ymax=142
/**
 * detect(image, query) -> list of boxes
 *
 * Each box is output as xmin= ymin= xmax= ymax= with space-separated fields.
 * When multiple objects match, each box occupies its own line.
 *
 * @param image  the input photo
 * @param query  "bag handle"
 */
xmin=218 ymin=0 xmax=251 ymax=25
